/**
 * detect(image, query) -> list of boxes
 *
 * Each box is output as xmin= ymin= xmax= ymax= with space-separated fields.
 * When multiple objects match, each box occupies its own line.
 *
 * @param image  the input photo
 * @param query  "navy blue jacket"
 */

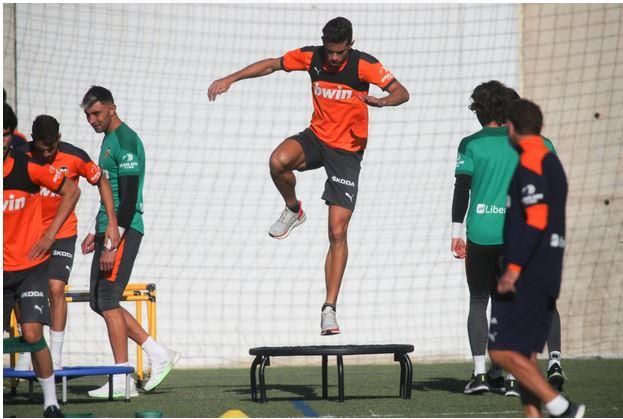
xmin=503 ymin=135 xmax=568 ymax=298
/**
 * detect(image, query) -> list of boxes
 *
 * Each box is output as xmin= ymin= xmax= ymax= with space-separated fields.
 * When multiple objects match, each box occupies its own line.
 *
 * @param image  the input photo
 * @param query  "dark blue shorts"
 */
xmin=488 ymin=280 xmax=555 ymax=357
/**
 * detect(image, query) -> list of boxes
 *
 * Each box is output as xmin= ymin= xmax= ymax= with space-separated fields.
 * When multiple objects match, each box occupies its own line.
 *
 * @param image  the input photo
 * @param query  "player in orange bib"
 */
xmin=4 ymin=117 xmax=80 ymax=417
xmin=15 ymin=115 xmax=120 ymax=371
xmin=208 ymin=17 xmax=409 ymax=335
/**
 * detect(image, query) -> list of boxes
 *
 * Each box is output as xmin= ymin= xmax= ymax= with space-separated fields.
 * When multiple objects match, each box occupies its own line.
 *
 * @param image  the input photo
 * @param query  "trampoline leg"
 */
xmin=259 ymin=356 xmax=270 ymax=403
xmin=337 ymin=355 xmax=344 ymax=402
xmin=126 ymin=373 xmax=131 ymax=402
xmin=404 ymin=354 xmax=413 ymax=399
xmin=322 ymin=355 xmax=328 ymax=400
xmin=250 ymin=355 xmax=261 ymax=402
xmin=29 ymin=379 xmax=34 ymax=401
xmin=108 ymin=374 xmax=113 ymax=401
xmin=62 ymin=376 xmax=68 ymax=405
xmin=395 ymin=353 xmax=406 ymax=398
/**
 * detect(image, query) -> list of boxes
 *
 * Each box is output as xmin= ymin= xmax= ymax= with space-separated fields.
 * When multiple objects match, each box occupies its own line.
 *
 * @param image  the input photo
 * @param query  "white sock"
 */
xmin=473 ymin=355 xmax=487 ymax=375
xmin=141 ymin=336 xmax=166 ymax=360
xmin=548 ymin=351 xmax=561 ymax=369
xmin=506 ymin=372 xmax=516 ymax=380
xmin=113 ymin=362 xmax=131 ymax=385
xmin=37 ymin=374 xmax=59 ymax=409
xmin=49 ymin=330 xmax=65 ymax=367
xmin=545 ymin=395 xmax=569 ymax=416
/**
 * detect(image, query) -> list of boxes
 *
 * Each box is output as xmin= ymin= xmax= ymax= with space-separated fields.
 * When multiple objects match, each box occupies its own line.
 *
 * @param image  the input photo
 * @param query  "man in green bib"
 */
xmin=451 ymin=81 xmax=565 ymax=396
xmin=80 ymin=86 xmax=180 ymax=398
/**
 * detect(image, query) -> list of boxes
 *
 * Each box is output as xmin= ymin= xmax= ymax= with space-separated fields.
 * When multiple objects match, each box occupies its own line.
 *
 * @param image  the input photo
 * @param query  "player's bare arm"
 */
xmin=29 ymin=180 xmax=81 ymax=260
xmin=360 ymin=80 xmax=409 ymax=108
xmin=207 ymin=57 xmax=283 ymax=101
xmin=98 ymin=175 xmax=121 ymax=250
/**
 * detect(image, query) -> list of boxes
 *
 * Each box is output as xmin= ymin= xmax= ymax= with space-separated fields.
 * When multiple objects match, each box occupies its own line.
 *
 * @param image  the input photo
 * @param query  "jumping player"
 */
xmin=208 ymin=17 xmax=409 ymax=335
xmin=488 ymin=99 xmax=584 ymax=418
xmin=4 ymin=116 xmax=80 ymax=417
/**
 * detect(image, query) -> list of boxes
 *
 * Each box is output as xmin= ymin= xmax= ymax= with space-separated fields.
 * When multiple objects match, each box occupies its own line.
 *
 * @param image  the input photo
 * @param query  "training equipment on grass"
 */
xmin=3 ymin=366 xmax=135 ymax=404
xmin=8 ymin=283 xmax=157 ymax=384
xmin=220 ymin=410 xmax=249 ymax=418
xmin=249 ymin=344 xmax=414 ymax=403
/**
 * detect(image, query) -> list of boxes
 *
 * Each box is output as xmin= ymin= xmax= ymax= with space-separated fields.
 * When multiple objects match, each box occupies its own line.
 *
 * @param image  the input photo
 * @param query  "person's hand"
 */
xmin=100 ymin=248 xmax=116 ymax=272
xmin=208 ymin=78 xmax=233 ymax=101
xmin=358 ymin=94 xmax=384 ymax=107
xmin=497 ymin=269 xmax=521 ymax=294
xmin=81 ymin=233 xmax=96 ymax=255
xmin=28 ymin=232 xmax=55 ymax=260
xmin=451 ymin=238 xmax=467 ymax=259
xmin=104 ymin=222 xmax=121 ymax=251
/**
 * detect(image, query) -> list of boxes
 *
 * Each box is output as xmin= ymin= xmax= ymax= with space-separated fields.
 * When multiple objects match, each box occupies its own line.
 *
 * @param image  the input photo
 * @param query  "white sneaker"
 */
xmin=268 ymin=201 xmax=306 ymax=239
xmin=143 ymin=349 xmax=181 ymax=392
xmin=14 ymin=352 xmax=32 ymax=371
xmin=87 ymin=377 xmax=139 ymax=399
xmin=320 ymin=306 xmax=340 ymax=336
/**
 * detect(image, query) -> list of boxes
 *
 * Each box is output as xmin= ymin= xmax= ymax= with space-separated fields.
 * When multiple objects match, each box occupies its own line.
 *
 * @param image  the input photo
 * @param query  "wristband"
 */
xmin=451 ymin=222 xmax=463 ymax=239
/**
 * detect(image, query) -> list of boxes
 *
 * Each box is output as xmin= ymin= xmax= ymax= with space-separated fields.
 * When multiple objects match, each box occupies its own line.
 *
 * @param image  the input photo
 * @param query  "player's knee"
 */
xmin=49 ymin=281 xmax=65 ymax=300
xmin=21 ymin=326 xmax=43 ymax=344
xmin=328 ymin=224 xmax=348 ymax=244
xmin=269 ymin=149 xmax=292 ymax=173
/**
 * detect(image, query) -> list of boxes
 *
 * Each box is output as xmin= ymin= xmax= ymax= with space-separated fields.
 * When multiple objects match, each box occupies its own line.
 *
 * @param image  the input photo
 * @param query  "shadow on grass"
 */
xmin=411 ymin=377 xmax=467 ymax=394
xmin=220 ymin=384 xmax=403 ymax=402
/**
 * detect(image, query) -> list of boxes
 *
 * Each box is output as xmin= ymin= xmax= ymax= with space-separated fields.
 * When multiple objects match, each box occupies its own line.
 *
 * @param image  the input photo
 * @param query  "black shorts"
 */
xmin=47 ymin=235 xmax=77 ymax=283
xmin=89 ymin=228 xmax=143 ymax=313
xmin=466 ymin=240 xmax=503 ymax=298
xmin=488 ymin=280 xmax=555 ymax=357
xmin=290 ymin=128 xmax=363 ymax=212
xmin=3 ymin=261 xmax=51 ymax=331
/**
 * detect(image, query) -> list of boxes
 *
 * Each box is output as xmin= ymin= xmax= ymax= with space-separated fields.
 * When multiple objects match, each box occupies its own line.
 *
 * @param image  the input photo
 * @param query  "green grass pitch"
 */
xmin=4 ymin=359 xmax=622 ymax=417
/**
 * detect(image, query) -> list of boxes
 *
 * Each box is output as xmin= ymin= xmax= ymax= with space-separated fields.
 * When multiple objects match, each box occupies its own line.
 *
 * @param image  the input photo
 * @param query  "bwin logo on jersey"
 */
xmin=40 ymin=187 xmax=59 ymax=198
xmin=21 ymin=290 xmax=44 ymax=298
xmin=314 ymin=82 xmax=353 ymax=100
xmin=4 ymin=194 xmax=26 ymax=212
xmin=331 ymin=176 xmax=355 ymax=187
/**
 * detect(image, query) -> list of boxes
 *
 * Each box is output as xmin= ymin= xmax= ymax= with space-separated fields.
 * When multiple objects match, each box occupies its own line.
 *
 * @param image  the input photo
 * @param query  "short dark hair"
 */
xmin=4 ymin=103 xmax=18 ymax=132
xmin=81 ymin=85 xmax=114 ymax=110
xmin=322 ymin=17 xmax=353 ymax=44
xmin=32 ymin=115 xmax=60 ymax=145
xmin=507 ymin=99 xmax=543 ymax=135
xmin=469 ymin=81 xmax=519 ymax=127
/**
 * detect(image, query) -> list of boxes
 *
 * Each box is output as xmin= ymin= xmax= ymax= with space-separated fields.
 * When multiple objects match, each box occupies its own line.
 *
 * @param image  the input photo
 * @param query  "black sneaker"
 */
xmin=43 ymin=405 xmax=64 ymax=418
xmin=504 ymin=378 xmax=520 ymax=397
xmin=486 ymin=370 xmax=506 ymax=394
xmin=551 ymin=402 xmax=586 ymax=418
xmin=464 ymin=373 xmax=489 ymax=394
xmin=548 ymin=363 xmax=567 ymax=390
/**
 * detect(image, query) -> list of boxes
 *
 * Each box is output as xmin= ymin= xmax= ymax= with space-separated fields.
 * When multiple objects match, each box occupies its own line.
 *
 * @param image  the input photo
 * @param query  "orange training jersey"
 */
xmin=20 ymin=142 xmax=102 ymax=239
xmin=281 ymin=46 xmax=396 ymax=152
xmin=3 ymin=150 xmax=66 ymax=271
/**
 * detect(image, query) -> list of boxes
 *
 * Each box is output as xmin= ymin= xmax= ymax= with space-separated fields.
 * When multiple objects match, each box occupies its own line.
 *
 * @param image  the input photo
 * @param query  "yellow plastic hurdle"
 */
xmin=9 ymin=282 xmax=157 ymax=384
